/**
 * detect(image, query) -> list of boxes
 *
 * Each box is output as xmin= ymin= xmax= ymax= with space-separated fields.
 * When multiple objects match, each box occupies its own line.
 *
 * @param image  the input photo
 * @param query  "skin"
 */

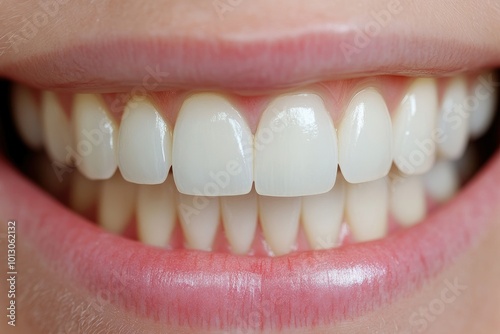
xmin=0 ymin=0 xmax=499 ymax=333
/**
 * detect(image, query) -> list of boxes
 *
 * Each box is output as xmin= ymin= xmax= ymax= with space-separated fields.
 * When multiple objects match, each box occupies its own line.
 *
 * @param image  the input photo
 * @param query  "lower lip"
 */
xmin=1 ymin=148 xmax=499 ymax=332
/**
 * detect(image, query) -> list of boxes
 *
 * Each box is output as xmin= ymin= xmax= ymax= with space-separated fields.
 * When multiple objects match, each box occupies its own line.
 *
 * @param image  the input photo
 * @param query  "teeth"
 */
xmin=346 ymin=177 xmax=388 ymax=242
xmin=98 ymin=172 xmax=137 ymax=234
xmin=41 ymin=91 xmax=73 ymax=164
xmin=437 ymin=77 xmax=469 ymax=160
xmin=73 ymin=94 xmax=118 ymax=180
xmin=301 ymin=173 xmax=345 ymax=250
xmin=254 ymin=93 xmax=338 ymax=196
xmin=389 ymin=175 xmax=426 ymax=227
xmin=172 ymin=93 xmax=253 ymax=196
xmin=423 ymin=160 xmax=459 ymax=204
xmin=338 ymin=88 xmax=393 ymax=183
xmin=118 ymin=99 xmax=172 ymax=184
xmin=469 ymin=74 xmax=497 ymax=139
xmin=137 ymin=177 xmax=176 ymax=247
xmin=11 ymin=84 xmax=43 ymax=149
xmin=69 ymin=171 xmax=100 ymax=217
xmin=176 ymin=192 xmax=220 ymax=251
xmin=221 ymin=190 xmax=258 ymax=255
xmin=259 ymin=196 xmax=301 ymax=256
xmin=393 ymin=78 xmax=438 ymax=175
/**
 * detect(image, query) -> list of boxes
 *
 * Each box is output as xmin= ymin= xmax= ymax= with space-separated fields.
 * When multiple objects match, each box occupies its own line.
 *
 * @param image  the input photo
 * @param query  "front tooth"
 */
xmin=69 ymin=171 xmax=100 ymax=217
xmin=176 ymin=192 xmax=220 ymax=251
xmin=41 ymin=91 xmax=73 ymax=164
xmin=302 ymin=173 xmax=345 ymax=250
xmin=73 ymin=94 xmax=118 ymax=180
xmin=118 ymin=99 xmax=172 ymax=184
xmin=423 ymin=160 xmax=459 ymax=203
xmin=12 ymin=84 xmax=43 ymax=149
xmin=469 ymin=73 xmax=497 ymax=139
xmin=346 ymin=177 xmax=388 ymax=242
xmin=137 ymin=177 xmax=176 ymax=247
xmin=172 ymin=93 xmax=253 ymax=196
xmin=259 ymin=196 xmax=301 ymax=256
xmin=254 ymin=93 xmax=338 ymax=196
xmin=221 ymin=190 xmax=258 ymax=255
xmin=338 ymin=88 xmax=393 ymax=183
xmin=389 ymin=175 xmax=426 ymax=227
xmin=98 ymin=172 xmax=137 ymax=234
xmin=437 ymin=77 xmax=469 ymax=160
xmin=393 ymin=78 xmax=438 ymax=175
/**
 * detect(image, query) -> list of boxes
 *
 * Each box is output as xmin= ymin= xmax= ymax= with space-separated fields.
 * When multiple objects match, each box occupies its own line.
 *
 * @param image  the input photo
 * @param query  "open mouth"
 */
xmin=1 ymin=2 xmax=500 ymax=332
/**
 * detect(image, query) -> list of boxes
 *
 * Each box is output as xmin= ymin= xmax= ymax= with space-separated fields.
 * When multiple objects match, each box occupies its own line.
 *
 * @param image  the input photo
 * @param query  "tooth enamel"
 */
xmin=259 ymin=196 xmax=301 ymax=256
xmin=437 ymin=77 xmax=469 ymax=160
xmin=118 ymin=99 xmax=172 ymax=184
xmin=98 ymin=172 xmax=137 ymax=234
xmin=346 ymin=177 xmax=388 ymax=242
xmin=12 ymin=84 xmax=43 ymax=149
xmin=176 ymin=192 xmax=220 ymax=251
xmin=172 ymin=93 xmax=253 ymax=196
xmin=69 ymin=171 xmax=100 ymax=217
xmin=302 ymin=173 xmax=345 ymax=250
xmin=469 ymin=74 xmax=497 ymax=139
xmin=221 ymin=189 xmax=258 ymax=255
xmin=338 ymin=88 xmax=393 ymax=183
xmin=137 ymin=177 xmax=176 ymax=247
xmin=423 ymin=160 xmax=459 ymax=204
xmin=389 ymin=175 xmax=426 ymax=227
xmin=73 ymin=94 xmax=118 ymax=180
xmin=393 ymin=78 xmax=438 ymax=175
xmin=41 ymin=91 xmax=73 ymax=164
xmin=254 ymin=93 xmax=338 ymax=196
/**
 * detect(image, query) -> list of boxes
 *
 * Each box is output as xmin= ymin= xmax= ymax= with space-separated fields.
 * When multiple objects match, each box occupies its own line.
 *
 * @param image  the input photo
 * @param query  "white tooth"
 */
xmin=254 ymin=93 xmax=338 ymax=196
xmin=437 ymin=77 xmax=469 ymax=160
xmin=98 ymin=172 xmax=137 ymax=234
xmin=41 ymin=91 xmax=73 ymax=164
xmin=172 ymin=93 xmax=253 ymax=196
xmin=176 ymin=192 xmax=220 ymax=251
xmin=259 ymin=196 xmax=301 ymax=256
xmin=302 ymin=173 xmax=345 ymax=250
xmin=338 ymin=88 xmax=393 ymax=183
xmin=11 ymin=84 xmax=43 ymax=149
xmin=423 ymin=160 xmax=459 ymax=204
xmin=393 ymin=78 xmax=438 ymax=175
xmin=221 ymin=190 xmax=258 ymax=255
xmin=69 ymin=171 xmax=100 ymax=216
xmin=118 ymin=99 xmax=172 ymax=184
xmin=346 ymin=177 xmax=388 ymax=242
xmin=469 ymin=74 xmax=497 ymax=139
xmin=389 ymin=175 xmax=426 ymax=227
xmin=137 ymin=177 xmax=176 ymax=247
xmin=73 ymin=94 xmax=118 ymax=180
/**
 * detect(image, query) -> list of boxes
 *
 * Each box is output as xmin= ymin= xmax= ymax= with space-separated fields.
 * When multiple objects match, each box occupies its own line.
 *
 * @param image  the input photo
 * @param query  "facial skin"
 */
xmin=0 ymin=1 xmax=499 ymax=333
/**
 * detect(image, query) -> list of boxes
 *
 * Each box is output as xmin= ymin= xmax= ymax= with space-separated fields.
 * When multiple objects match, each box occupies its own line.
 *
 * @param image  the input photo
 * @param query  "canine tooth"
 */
xmin=176 ymin=192 xmax=220 ymax=251
xmin=259 ymin=196 xmax=301 ymax=256
xmin=389 ymin=175 xmax=426 ymax=227
xmin=437 ymin=77 xmax=469 ymax=160
xmin=73 ymin=94 xmax=118 ymax=180
xmin=69 ymin=171 xmax=100 ymax=216
xmin=98 ymin=172 xmax=137 ymax=234
xmin=254 ymin=93 xmax=338 ymax=196
xmin=118 ymin=99 xmax=172 ymax=184
xmin=172 ymin=93 xmax=253 ymax=196
xmin=12 ymin=84 xmax=43 ymax=149
xmin=469 ymin=74 xmax=497 ymax=139
xmin=302 ymin=174 xmax=345 ymax=250
xmin=423 ymin=160 xmax=459 ymax=203
xmin=41 ymin=91 xmax=73 ymax=164
xmin=137 ymin=177 xmax=176 ymax=247
xmin=221 ymin=190 xmax=258 ymax=255
xmin=393 ymin=78 xmax=438 ymax=175
xmin=338 ymin=88 xmax=393 ymax=183
xmin=346 ymin=177 xmax=388 ymax=242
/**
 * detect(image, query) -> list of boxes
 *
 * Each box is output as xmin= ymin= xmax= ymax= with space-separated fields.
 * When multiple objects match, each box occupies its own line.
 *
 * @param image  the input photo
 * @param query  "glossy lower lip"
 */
xmin=1 ymin=148 xmax=499 ymax=331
